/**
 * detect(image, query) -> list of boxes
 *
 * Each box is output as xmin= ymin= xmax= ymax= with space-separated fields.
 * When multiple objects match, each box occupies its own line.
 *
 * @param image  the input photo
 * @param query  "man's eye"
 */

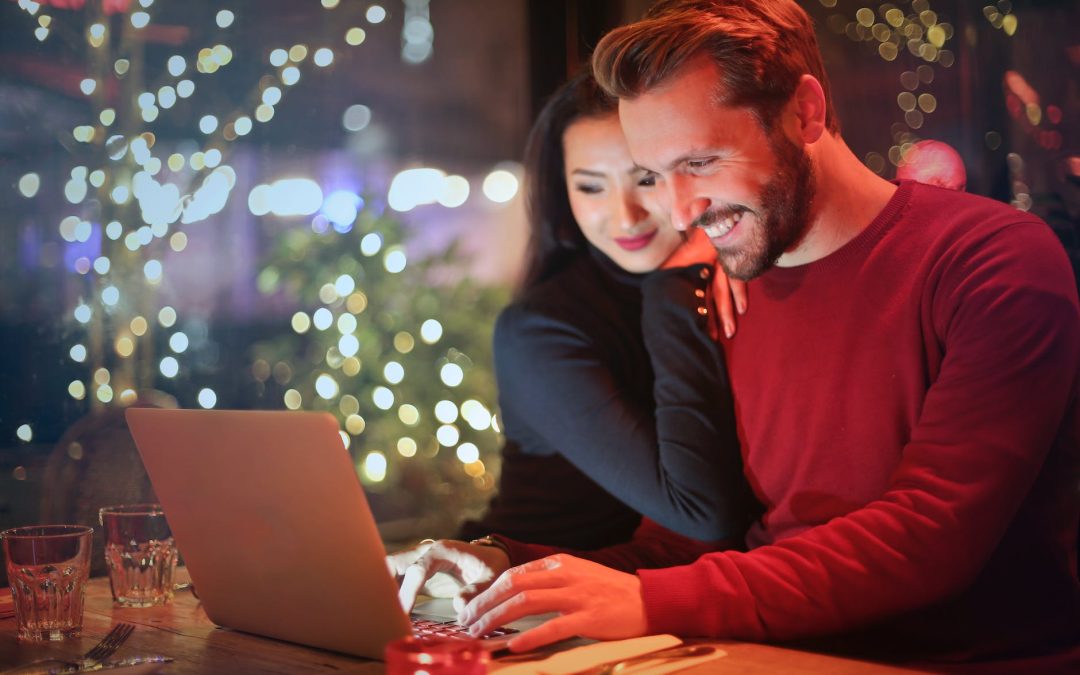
xmin=687 ymin=158 xmax=715 ymax=169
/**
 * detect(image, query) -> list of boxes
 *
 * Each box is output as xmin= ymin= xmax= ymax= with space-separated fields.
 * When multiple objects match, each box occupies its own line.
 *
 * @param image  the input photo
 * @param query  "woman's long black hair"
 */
xmin=517 ymin=69 xmax=618 ymax=296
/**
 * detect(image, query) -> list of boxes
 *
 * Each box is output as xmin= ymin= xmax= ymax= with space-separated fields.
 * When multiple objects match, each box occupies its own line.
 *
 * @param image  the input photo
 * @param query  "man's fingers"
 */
xmin=467 ymin=589 xmax=572 ymax=638
xmin=504 ymin=615 xmax=583 ymax=653
xmin=453 ymin=581 xmax=492 ymax=616
xmin=461 ymin=563 xmax=565 ymax=624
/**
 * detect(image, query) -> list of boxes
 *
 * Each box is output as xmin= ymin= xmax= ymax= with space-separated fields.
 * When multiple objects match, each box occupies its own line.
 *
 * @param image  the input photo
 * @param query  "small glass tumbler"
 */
xmin=385 ymin=636 xmax=490 ymax=675
xmin=1 ymin=525 xmax=93 ymax=641
xmin=98 ymin=504 xmax=178 ymax=607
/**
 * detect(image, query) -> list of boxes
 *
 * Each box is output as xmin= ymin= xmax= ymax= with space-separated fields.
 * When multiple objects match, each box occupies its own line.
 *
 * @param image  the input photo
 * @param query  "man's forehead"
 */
xmin=641 ymin=53 xmax=723 ymax=100
xmin=616 ymin=70 xmax=752 ymax=167
xmin=617 ymin=57 xmax=724 ymax=122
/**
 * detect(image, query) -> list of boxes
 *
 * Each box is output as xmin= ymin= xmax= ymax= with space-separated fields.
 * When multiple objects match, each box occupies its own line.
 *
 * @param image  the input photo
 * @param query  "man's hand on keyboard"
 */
xmin=459 ymin=554 xmax=647 ymax=652
xmin=387 ymin=539 xmax=511 ymax=613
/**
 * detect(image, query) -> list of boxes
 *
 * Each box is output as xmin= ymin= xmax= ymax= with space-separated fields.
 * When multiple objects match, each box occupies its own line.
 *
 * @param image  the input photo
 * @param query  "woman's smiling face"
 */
xmin=563 ymin=113 xmax=681 ymax=273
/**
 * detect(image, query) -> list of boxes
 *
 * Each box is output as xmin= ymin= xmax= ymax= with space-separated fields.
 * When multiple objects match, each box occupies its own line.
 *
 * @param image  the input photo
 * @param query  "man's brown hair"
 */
xmin=592 ymin=0 xmax=840 ymax=134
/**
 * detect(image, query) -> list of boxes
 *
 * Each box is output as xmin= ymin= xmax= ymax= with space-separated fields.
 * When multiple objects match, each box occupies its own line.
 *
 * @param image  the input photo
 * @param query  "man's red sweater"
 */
xmin=498 ymin=182 xmax=1080 ymax=661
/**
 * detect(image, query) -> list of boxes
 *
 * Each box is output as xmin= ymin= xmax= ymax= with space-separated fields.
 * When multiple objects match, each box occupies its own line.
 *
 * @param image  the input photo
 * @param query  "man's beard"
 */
xmin=709 ymin=131 xmax=815 ymax=281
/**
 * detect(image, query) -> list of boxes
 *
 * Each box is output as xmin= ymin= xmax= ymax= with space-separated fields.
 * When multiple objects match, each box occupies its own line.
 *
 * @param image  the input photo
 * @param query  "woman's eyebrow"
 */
xmin=570 ymin=168 xmax=607 ymax=178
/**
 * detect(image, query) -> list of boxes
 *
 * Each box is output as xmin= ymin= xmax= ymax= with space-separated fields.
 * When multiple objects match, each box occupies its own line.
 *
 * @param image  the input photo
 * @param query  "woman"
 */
xmin=391 ymin=71 xmax=756 ymax=606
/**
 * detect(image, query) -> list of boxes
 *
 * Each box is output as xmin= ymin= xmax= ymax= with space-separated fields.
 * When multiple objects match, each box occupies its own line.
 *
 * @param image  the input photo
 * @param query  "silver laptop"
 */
xmin=126 ymin=408 xmax=528 ymax=659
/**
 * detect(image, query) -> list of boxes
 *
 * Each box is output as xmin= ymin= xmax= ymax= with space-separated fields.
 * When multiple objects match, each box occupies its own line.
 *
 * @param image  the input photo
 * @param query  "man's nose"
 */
xmin=667 ymin=175 xmax=709 ymax=231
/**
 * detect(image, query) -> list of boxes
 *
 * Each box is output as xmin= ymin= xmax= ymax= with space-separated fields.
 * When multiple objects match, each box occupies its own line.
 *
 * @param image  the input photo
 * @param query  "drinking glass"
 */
xmin=98 ymin=504 xmax=178 ymax=607
xmin=1 ymin=524 xmax=93 ymax=641
xmin=385 ymin=636 xmax=489 ymax=675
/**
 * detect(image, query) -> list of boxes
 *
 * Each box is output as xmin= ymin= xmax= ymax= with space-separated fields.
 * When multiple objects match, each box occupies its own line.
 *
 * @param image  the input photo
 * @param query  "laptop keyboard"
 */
xmin=411 ymin=616 xmax=518 ymax=641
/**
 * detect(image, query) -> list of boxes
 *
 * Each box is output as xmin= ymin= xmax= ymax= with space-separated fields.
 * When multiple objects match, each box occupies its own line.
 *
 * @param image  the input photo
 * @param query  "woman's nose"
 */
xmin=615 ymin=194 xmax=648 ymax=231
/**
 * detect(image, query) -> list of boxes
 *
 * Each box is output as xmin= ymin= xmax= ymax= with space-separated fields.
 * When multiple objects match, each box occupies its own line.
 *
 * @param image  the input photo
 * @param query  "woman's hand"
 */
xmin=386 ymin=538 xmax=511 ymax=613
xmin=661 ymin=228 xmax=748 ymax=339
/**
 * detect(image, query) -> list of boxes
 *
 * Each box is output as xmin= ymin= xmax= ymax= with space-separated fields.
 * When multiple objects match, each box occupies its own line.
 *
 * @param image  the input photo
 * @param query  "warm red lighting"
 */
xmin=896 ymin=140 xmax=967 ymax=192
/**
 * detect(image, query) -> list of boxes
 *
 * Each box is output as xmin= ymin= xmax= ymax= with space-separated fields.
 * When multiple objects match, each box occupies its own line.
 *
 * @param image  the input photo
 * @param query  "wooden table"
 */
xmin=1 ymin=572 xmax=925 ymax=674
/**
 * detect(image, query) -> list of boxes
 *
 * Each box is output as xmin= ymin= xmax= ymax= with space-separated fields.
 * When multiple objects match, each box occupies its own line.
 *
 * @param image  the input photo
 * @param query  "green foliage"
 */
xmin=251 ymin=204 xmax=509 ymax=533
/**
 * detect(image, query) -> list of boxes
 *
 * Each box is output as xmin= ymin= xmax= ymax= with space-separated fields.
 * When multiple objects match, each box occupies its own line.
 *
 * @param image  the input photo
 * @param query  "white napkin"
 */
xmin=615 ymin=647 xmax=727 ymax=675
xmin=492 ymin=634 xmax=683 ymax=674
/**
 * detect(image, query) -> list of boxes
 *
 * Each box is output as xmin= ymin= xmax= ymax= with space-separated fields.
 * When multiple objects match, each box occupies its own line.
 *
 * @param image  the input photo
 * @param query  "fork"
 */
xmin=76 ymin=623 xmax=136 ymax=670
xmin=2 ymin=623 xmax=136 ymax=674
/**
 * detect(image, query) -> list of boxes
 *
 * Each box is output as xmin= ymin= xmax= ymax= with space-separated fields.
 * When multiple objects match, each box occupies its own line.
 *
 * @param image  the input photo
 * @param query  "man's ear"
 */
xmin=790 ymin=74 xmax=827 ymax=144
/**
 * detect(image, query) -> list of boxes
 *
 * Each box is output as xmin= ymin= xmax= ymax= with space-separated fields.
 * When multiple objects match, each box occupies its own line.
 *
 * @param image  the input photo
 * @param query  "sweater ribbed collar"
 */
xmin=757 ymin=179 xmax=914 ymax=285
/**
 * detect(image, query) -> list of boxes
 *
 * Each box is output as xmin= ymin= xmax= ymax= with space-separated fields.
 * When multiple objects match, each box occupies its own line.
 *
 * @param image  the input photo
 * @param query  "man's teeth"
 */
xmin=703 ymin=211 xmax=742 ymax=239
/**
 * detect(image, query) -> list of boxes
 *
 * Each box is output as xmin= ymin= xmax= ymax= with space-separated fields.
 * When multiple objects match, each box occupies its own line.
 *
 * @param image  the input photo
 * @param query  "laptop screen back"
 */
xmin=126 ymin=408 xmax=411 ymax=659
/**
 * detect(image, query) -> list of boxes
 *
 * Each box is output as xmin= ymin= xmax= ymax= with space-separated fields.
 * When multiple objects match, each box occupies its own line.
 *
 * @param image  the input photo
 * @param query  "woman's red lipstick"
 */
xmin=614 ymin=230 xmax=658 ymax=251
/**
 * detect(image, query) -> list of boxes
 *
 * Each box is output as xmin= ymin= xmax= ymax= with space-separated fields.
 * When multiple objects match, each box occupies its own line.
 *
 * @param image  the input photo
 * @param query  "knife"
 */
xmin=2 ymin=655 xmax=174 ymax=674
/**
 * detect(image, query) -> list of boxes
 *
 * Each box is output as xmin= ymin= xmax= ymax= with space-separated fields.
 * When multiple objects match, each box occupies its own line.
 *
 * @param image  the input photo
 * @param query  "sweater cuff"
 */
xmin=641 ymin=264 xmax=713 ymax=332
xmin=489 ymin=534 xmax=557 ymax=567
xmin=637 ymin=556 xmax=752 ymax=639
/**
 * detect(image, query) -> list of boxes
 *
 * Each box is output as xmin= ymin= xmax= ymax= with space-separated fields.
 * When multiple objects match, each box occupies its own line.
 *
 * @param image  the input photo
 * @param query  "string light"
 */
xmin=401 ymin=0 xmax=433 ymax=64
xmin=820 ymin=2 xmax=959 ymax=173
xmin=19 ymin=0 xmax=501 ymax=510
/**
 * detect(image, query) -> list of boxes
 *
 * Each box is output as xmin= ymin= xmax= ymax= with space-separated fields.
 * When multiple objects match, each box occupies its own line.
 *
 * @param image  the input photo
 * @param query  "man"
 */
xmin=392 ymin=0 xmax=1079 ymax=664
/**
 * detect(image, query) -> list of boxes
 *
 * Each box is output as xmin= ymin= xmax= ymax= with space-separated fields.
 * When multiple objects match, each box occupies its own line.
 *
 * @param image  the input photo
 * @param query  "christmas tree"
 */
xmin=250 ymin=202 xmax=509 ymax=539
xmin=6 ymin=0 xmax=510 ymax=539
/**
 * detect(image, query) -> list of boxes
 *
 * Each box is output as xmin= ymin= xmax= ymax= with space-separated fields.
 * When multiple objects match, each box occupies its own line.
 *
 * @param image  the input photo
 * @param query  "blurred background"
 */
xmin=1 ymin=0 xmax=1077 ymax=578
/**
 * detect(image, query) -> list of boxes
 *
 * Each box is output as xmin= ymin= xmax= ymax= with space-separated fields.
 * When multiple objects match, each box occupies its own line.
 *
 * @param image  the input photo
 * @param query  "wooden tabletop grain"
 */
xmin=1 ymin=571 xmax=926 ymax=674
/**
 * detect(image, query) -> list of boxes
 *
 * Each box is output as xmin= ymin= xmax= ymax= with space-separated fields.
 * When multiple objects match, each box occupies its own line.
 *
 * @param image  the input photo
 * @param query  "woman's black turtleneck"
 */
xmin=459 ymin=246 xmax=757 ymax=546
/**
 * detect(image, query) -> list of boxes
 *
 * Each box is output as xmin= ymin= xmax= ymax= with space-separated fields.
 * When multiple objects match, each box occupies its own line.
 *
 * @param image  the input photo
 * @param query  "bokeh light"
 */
xmin=284 ymin=389 xmax=303 ymax=410
xmin=398 ymin=404 xmax=420 ymax=426
xmin=397 ymin=437 xmax=417 ymax=457
xmin=160 ymin=356 xmax=179 ymax=378
xmin=373 ymin=386 xmax=394 ymax=410
xmin=169 ymin=332 xmax=189 ymax=353
xmin=313 ymin=307 xmax=333 ymax=330
xmin=361 ymin=233 xmax=383 ymax=256
xmin=346 ymin=27 xmax=367 ymax=45
xmin=366 ymin=5 xmax=387 ymax=24
xmin=420 ymin=319 xmax=442 ymax=344
xmin=436 ymin=424 xmax=460 ymax=447
xmin=316 ymin=374 xmax=340 ymax=399
xmin=435 ymin=400 xmax=458 ymax=424
xmin=384 ymin=361 xmax=405 ymax=384
xmin=362 ymin=451 xmax=387 ymax=482
xmin=343 ymin=104 xmax=372 ymax=132
xmin=16 ymin=424 xmax=33 ymax=442
xmin=18 ymin=173 xmax=40 ymax=198
xmin=440 ymin=363 xmax=464 ymax=387
xmin=482 ymin=169 xmax=519 ymax=203
xmin=456 ymin=442 xmax=480 ymax=464
xmin=198 ymin=388 xmax=217 ymax=409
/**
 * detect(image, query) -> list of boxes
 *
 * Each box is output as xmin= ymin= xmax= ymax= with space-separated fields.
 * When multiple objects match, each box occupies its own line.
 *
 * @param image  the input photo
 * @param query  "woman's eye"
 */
xmin=637 ymin=174 xmax=656 ymax=187
xmin=574 ymin=184 xmax=603 ymax=195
